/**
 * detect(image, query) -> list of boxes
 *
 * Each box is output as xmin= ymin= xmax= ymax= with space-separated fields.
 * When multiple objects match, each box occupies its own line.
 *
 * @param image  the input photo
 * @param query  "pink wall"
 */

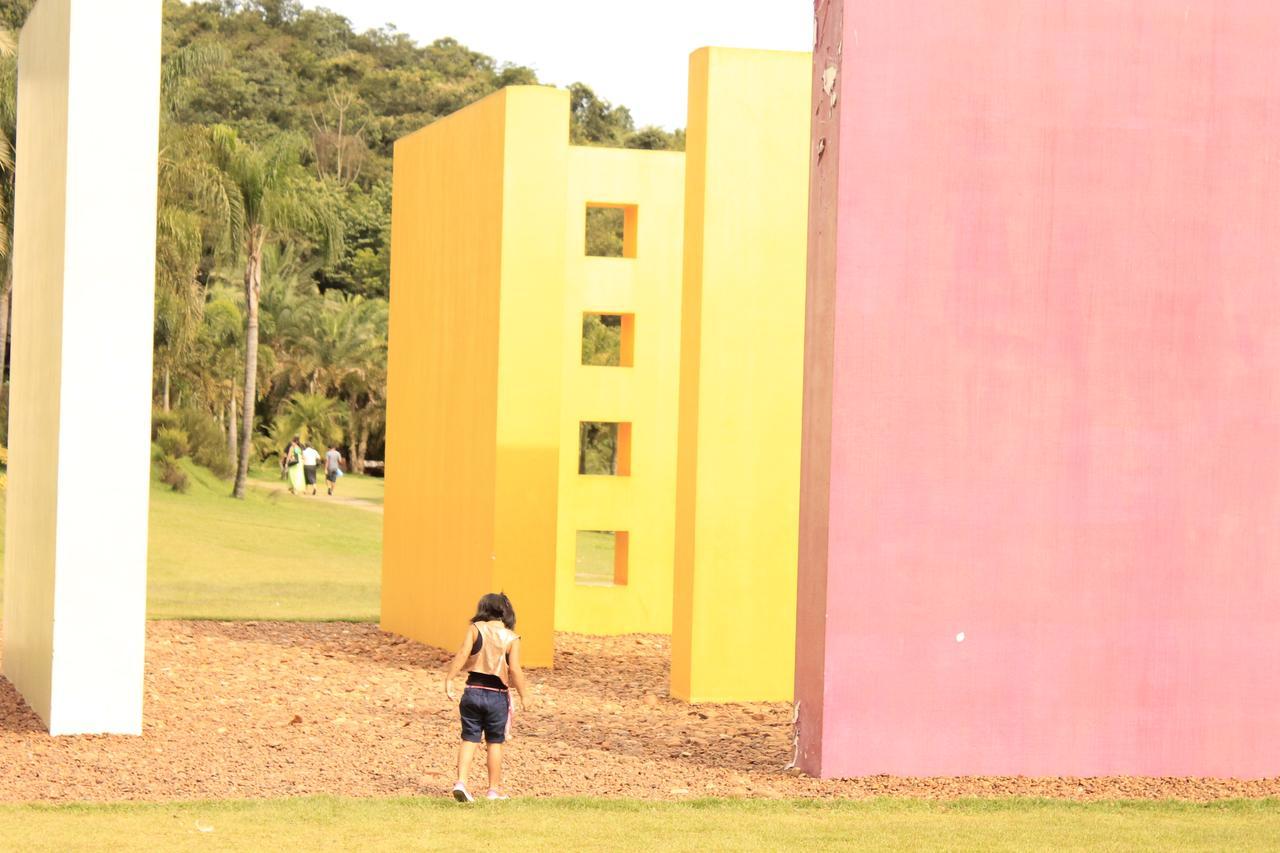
xmin=797 ymin=0 xmax=1280 ymax=778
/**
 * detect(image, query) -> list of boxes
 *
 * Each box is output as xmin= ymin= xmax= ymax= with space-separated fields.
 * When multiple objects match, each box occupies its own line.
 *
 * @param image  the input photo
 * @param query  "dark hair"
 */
xmin=471 ymin=593 xmax=516 ymax=630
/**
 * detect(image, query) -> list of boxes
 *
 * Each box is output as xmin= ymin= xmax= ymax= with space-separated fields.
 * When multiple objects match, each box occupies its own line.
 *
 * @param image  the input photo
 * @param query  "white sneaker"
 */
xmin=486 ymin=790 xmax=509 ymax=801
xmin=452 ymin=783 xmax=474 ymax=803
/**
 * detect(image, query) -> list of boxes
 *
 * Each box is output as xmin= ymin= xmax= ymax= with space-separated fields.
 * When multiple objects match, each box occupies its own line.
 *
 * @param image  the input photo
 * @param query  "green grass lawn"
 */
xmin=0 ymin=457 xmax=383 ymax=621
xmin=0 ymin=797 xmax=1277 ymax=852
xmin=574 ymin=530 xmax=617 ymax=585
xmin=325 ymin=470 xmax=385 ymax=505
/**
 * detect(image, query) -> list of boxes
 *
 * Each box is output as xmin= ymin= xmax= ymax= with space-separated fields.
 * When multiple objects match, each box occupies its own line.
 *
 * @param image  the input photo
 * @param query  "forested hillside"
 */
xmin=0 ymin=0 xmax=680 ymax=487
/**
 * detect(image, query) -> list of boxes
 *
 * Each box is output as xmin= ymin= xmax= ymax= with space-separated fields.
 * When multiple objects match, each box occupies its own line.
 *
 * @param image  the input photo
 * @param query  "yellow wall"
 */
xmin=555 ymin=147 xmax=685 ymax=634
xmin=384 ymin=51 xmax=811 ymax=699
xmin=491 ymin=91 xmax=570 ymax=665
xmin=672 ymin=48 xmax=812 ymax=702
xmin=382 ymin=87 xmax=567 ymax=667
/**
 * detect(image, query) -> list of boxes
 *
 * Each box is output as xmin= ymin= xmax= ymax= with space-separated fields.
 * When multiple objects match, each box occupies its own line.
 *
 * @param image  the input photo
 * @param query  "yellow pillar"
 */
xmin=672 ymin=48 xmax=812 ymax=701
xmin=555 ymin=147 xmax=685 ymax=634
xmin=382 ymin=87 xmax=568 ymax=666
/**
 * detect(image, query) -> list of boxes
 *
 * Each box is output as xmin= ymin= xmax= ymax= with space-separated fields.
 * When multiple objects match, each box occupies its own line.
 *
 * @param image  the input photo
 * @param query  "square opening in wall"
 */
xmin=575 ymin=530 xmax=629 ymax=586
xmin=582 ymin=313 xmax=635 ymax=367
xmin=585 ymin=204 xmax=638 ymax=258
xmin=578 ymin=421 xmax=631 ymax=476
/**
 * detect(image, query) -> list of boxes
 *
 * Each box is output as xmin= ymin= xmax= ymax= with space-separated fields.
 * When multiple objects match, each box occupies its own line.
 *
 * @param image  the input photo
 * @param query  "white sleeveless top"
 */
xmin=464 ymin=621 xmax=518 ymax=685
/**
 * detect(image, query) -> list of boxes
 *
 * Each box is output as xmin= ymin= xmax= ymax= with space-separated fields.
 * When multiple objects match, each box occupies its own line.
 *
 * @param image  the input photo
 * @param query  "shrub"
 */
xmin=159 ymin=455 xmax=189 ymax=493
xmin=177 ymin=407 xmax=233 ymax=478
xmin=156 ymin=427 xmax=190 ymax=460
xmin=151 ymin=408 xmax=180 ymax=441
xmin=253 ymin=432 xmax=280 ymax=465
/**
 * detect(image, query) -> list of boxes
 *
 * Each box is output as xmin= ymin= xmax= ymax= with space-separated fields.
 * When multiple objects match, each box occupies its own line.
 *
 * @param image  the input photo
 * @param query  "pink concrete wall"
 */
xmin=797 ymin=0 xmax=1280 ymax=778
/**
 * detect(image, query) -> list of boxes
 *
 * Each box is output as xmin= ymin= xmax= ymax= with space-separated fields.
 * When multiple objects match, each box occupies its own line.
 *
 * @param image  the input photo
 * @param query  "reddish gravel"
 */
xmin=0 ymin=622 xmax=1277 ymax=803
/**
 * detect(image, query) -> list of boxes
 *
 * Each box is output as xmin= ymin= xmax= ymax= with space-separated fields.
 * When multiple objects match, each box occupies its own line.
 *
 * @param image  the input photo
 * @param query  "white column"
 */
xmin=3 ymin=0 xmax=161 ymax=735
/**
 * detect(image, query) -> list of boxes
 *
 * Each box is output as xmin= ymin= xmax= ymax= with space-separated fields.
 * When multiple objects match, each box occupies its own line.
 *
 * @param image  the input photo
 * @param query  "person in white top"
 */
xmin=300 ymin=443 xmax=322 ymax=495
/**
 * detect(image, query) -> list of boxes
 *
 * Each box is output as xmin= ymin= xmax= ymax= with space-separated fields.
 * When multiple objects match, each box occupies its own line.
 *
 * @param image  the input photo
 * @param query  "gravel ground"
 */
xmin=0 ymin=622 xmax=1277 ymax=803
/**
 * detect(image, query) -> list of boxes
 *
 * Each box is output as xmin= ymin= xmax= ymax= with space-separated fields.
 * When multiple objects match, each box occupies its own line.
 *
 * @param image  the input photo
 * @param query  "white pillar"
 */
xmin=3 ymin=0 xmax=161 ymax=735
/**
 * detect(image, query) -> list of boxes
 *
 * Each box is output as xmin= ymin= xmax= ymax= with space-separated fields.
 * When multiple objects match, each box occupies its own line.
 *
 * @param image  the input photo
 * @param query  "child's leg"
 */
xmin=456 ymin=741 xmax=479 ymax=786
xmin=486 ymin=742 xmax=503 ymax=791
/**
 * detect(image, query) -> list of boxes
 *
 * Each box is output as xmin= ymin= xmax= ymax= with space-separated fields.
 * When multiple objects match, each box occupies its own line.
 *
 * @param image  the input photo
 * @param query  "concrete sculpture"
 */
xmin=796 ymin=0 xmax=1280 ymax=778
xmin=3 ymin=0 xmax=162 ymax=735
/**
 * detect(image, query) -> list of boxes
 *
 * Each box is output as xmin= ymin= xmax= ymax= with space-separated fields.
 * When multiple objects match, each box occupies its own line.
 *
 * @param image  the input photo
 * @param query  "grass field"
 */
xmin=0 ymin=458 xmax=384 ymax=621
xmin=574 ymin=530 xmax=617 ymax=585
xmin=249 ymin=462 xmax=385 ymax=505
xmin=0 ymin=797 xmax=1277 ymax=852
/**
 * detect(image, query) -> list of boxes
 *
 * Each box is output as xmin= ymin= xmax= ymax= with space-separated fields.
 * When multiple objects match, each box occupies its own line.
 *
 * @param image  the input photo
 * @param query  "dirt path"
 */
xmin=248 ymin=477 xmax=382 ymax=514
xmin=1 ymin=622 xmax=1277 ymax=804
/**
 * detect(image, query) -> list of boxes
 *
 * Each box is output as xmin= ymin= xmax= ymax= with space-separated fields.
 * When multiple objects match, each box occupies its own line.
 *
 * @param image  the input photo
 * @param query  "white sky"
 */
xmin=306 ymin=1 xmax=812 ymax=130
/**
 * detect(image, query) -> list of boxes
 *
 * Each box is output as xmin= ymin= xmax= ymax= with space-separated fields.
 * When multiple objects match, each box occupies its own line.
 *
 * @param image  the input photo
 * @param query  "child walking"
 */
xmin=444 ymin=593 xmax=530 ymax=803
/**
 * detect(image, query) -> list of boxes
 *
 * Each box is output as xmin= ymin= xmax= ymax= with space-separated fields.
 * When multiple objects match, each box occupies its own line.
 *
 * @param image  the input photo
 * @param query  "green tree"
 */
xmin=154 ymin=42 xmax=234 ymax=411
xmin=569 ymin=82 xmax=634 ymax=146
xmin=626 ymin=125 xmax=685 ymax=151
xmin=190 ymin=293 xmax=245 ymax=468
xmin=208 ymin=125 xmax=341 ymax=498
xmin=581 ymin=314 xmax=622 ymax=366
xmin=0 ymin=4 xmax=31 ymax=31
xmin=272 ymin=391 xmax=345 ymax=450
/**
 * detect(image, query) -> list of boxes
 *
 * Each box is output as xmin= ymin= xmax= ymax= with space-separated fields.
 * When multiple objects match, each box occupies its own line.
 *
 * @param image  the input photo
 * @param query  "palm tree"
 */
xmin=331 ymin=296 xmax=387 ymax=472
xmin=153 ymin=43 xmax=232 ymax=412
xmin=272 ymin=391 xmax=346 ymax=451
xmin=193 ymin=292 xmax=244 ymax=467
xmin=209 ymin=125 xmax=341 ymax=498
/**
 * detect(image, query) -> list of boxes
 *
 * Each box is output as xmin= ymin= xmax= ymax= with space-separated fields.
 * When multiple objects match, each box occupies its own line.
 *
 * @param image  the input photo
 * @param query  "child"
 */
xmin=444 ymin=592 xmax=531 ymax=803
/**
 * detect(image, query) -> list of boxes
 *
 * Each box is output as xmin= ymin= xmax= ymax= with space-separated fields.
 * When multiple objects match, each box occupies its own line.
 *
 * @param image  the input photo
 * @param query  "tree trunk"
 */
xmin=346 ymin=393 xmax=359 ymax=472
xmin=0 ymin=261 xmax=12 ymax=413
xmin=232 ymin=227 xmax=264 ymax=498
xmin=356 ymin=425 xmax=369 ymax=475
xmin=227 ymin=389 xmax=238 ymax=471
xmin=163 ymin=365 xmax=171 ymax=412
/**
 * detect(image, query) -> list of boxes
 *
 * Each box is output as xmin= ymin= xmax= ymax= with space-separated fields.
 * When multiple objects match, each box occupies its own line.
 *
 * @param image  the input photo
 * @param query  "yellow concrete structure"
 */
xmin=556 ymin=147 xmax=686 ymax=635
xmin=4 ymin=0 xmax=162 ymax=734
xmin=385 ymin=49 xmax=809 ymax=700
xmin=672 ymin=49 xmax=811 ymax=702
xmin=383 ymin=87 xmax=568 ymax=667
xmin=384 ymin=86 xmax=685 ymax=655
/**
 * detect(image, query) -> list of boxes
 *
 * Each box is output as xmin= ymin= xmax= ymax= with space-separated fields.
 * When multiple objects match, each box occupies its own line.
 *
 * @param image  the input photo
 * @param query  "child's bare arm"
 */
xmin=444 ymin=625 xmax=477 ymax=700
xmin=507 ymin=638 xmax=533 ymax=711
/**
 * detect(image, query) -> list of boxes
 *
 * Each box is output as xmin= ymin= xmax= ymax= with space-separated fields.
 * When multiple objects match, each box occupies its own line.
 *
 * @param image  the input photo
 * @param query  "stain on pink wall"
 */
xmin=797 ymin=0 xmax=1280 ymax=778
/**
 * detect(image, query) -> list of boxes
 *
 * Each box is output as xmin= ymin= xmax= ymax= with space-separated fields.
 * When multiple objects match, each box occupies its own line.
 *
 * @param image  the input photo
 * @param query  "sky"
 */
xmin=305 ymin=1 xmax=812 ymax=130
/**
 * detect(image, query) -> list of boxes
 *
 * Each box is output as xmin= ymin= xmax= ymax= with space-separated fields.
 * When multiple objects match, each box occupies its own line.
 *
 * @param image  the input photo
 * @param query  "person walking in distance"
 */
xmin=282 ymin=437 xmax=305 ymax=495
xmin=324 ymin=444 xmax=345 ymax=496
xmin=301 ymin=442 xmax=322 ymax=496
xmin=444 ymin=593 xmax=531 ymax=802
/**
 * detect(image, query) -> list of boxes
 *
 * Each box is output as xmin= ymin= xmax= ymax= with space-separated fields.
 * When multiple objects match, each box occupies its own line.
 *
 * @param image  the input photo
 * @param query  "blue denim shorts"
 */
xmin=460 ymin=686 xmax=510 ymax=744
